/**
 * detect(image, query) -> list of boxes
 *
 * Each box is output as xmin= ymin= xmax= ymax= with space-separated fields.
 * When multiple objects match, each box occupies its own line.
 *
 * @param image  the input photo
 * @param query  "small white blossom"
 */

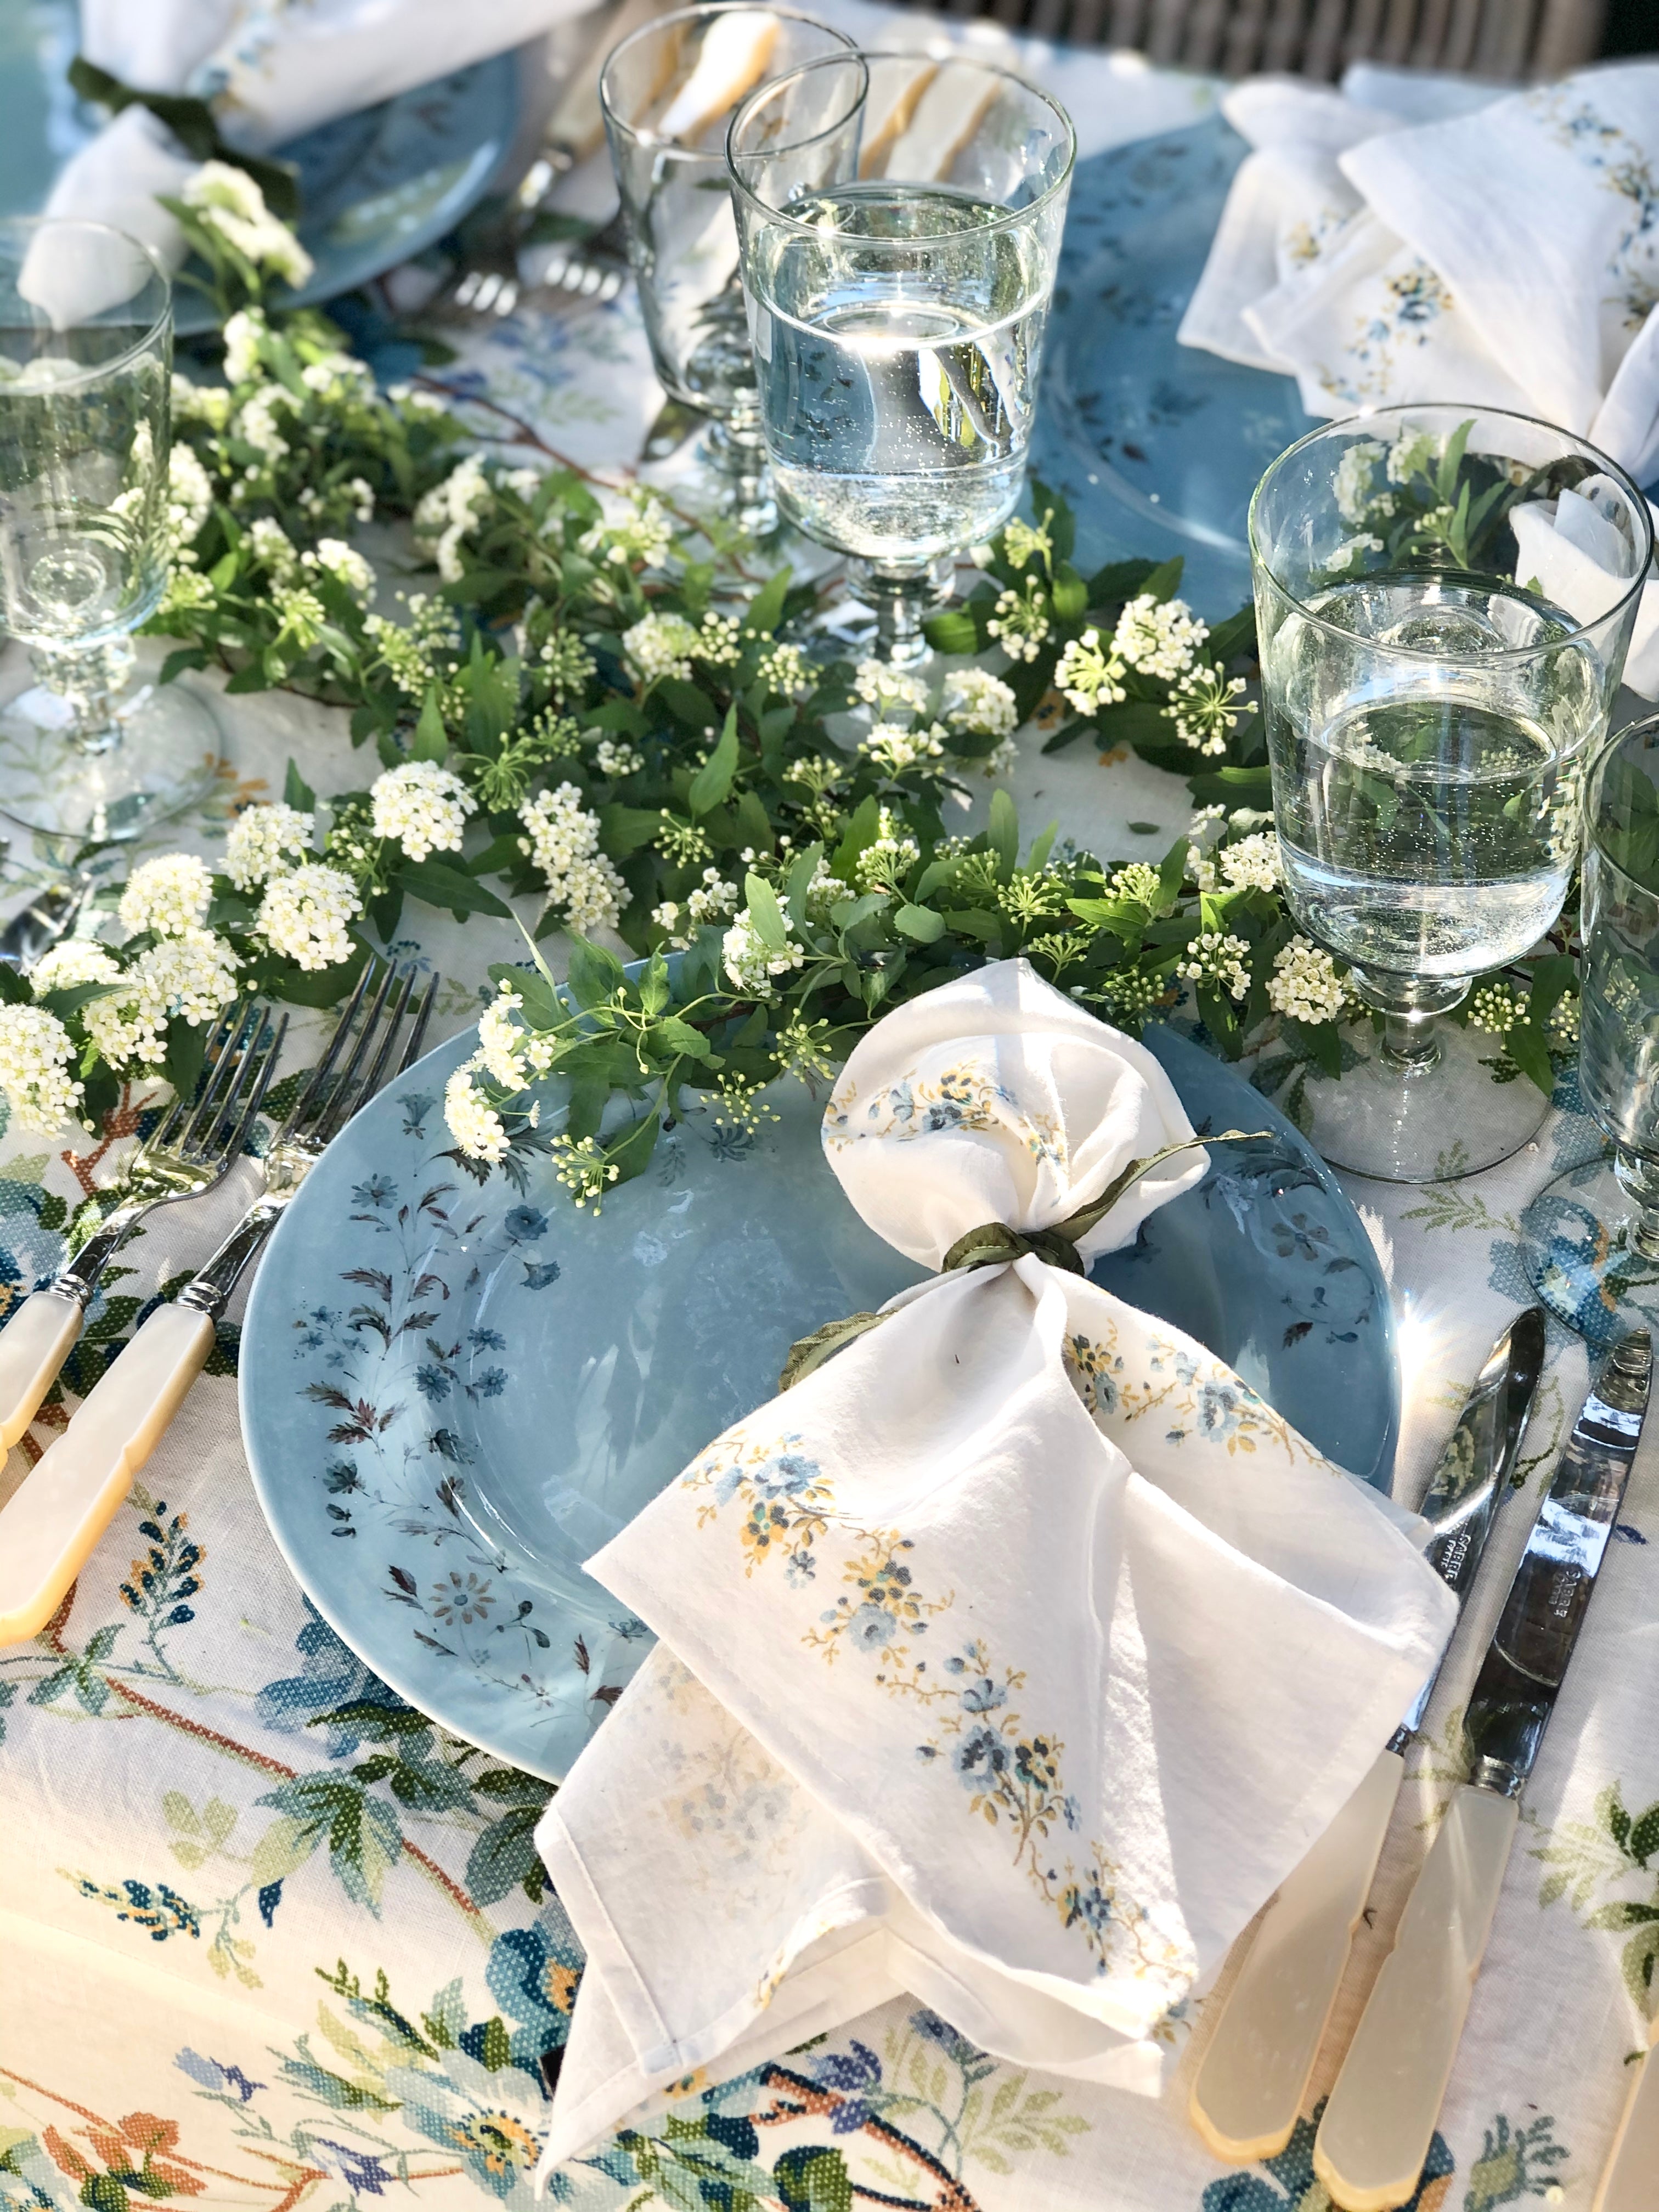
xmin=413 ymin=455 xmax=493 ymax=582
xmin=578 ymin=493 xmax=672 ymax=571
xmin=236 ymin=386 xmax=292 ymax=461
xmin=0 ymin=1004 xmax=83 ymax=1131
xmin=256 ymin=864 xmax=360 ymax=970
xmin=302 ymin=537 xmax=375 ymax=606
xmin=270 ymin=584 xmax=327 ymax=654
xmin=1177 ymin=930 xmax=1251 ymax=1002
xmin=1108 ymin=862 xmax=1163 ymax=908
xmin=986 ymin=579 xmax=1051 ymax=662
xmin=225 ymin=800 xmax=314 ymax=890
xmin=722 ymin=909 xmax=803 ymax=997
xmin=1334 ymin=440 xmax=1385 ymax=525
xmin=444 ymin=1059 xmax=511 ymax=1163
xmin=184 ymin=162 xmax=315 ymax=286
xmin=166 ymin=443 xmax=213 ymax=546
xmin=475 ymin=988 xmax=556 ymax=1087
xmin=623 ymin=612 xmax=699 ymax=685
xmin=853 ymin=660 xmax=930 ymax=714
xmin=30 ymin=940 xmax=121 ymax=994
xmin=246 ymin=515 xmax=297 ymax=577
xmin=855 ymin=808 xmax=920 ymax=891
xmin=653 ymin=867 xmax=738 ymax=947
xmin=861 ymin=720 xmax=946 ymax=774
xmin=696 ymin=613 xmax=742 ymax=667
xmin=1165 ymin=663 xmax=1253 ymax=756
xmin=85 ymin=930 xmax=241 ymax=1066
xmin=757 ymin=641 xmax=810 ymax=698
xmin=1114 ymin=594 xmax=1208 ymax=681
xmin=1001 ymin=515 xmax=1053 ymax=571
xmin=119 ymin=853 xmax=213 ymax=939
xmin=1268 ymin=936 xmax=1347 ymax=1025
xmin=943 ymin=667 xmax=1018 ymax=738
xmin=171 ymin=373 xmax=232 ymax=430
xmin=1216 ymin=831 xmax=1280 ymax=893
xmin=518 ymin=785 xmax=629 ymax=934
xmin=223 ymin=308 xmax=266 ymax=386
xmin=594 ymin=738 xmax=644 ymax=778
xmin=1328 ymin=533 xmax=1385 ymax=574
xmin=804 ymin=861 xmax=850 ymax=919
xmin=370 ymin=761 xmax=475 ymax=863
xmin=1053 ymin=627 xmax=1127 ymax=714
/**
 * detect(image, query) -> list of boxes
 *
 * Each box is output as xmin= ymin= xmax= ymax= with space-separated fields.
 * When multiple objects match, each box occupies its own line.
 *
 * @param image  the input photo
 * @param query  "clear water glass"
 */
xmin=1523 ymin=716 xmax=1659 ymax=1344
xmin=1250 ymin=404 xmax=1650 ymax=1182
xmin=600 ymin=4 xmax=854 ymax=540
xmin=726 ymin=49 xmax=1074 ymax=665
xmin=0 ymin=216 xmax=221 ymax=844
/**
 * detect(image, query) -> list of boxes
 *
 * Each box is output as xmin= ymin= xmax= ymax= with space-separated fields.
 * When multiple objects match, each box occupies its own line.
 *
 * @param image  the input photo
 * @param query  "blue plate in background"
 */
xmin=240 ymin=1018 xmax=1398 ymax=1778
xmin=1032 ymin=114 xmax=1319 ymax=619
xmin=0 ymin=0 xmax=530 ymax=335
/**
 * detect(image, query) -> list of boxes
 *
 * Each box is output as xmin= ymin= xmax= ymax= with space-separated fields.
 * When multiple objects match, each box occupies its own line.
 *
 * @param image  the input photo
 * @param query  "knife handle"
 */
xmin=0 ymin=1289 xmax=84 ymax=1449
xmin=1593 ymin=2005 xmax=1659 ymax=2212
xmin=1190 ymin=1748 xmax=1407 ymax=2163
xmin=0 ymin=1302 xmax=214 ymax=1646
xmin=1313 ymin=1785 xmax=1519 ymax=2212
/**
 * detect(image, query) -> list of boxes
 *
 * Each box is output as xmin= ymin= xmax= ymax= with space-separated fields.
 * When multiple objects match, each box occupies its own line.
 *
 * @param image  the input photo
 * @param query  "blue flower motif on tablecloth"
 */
xmin=1194 ymin=1378 xmax=1246 ymax=1441
xmin=388 ymin=2051 xmax=546 ymax=2205
xmin=845 ymin=1602 xmax=897 ymax=1651
xmin=482 ymin=1915 xmax=584 ymax=2070
xmin=174 ymin=2049 xmax=266 ymax=2102
xmin=1200 ymin=2101 xmax=1453 ymax=2211
xmin=254 ymin=1600 xmax=407 ymax=1756
xmin=953 ymin=1724 xmax=1011 ymax=1793
xmin=313 ymin=2140 xmax=394 ymax=2195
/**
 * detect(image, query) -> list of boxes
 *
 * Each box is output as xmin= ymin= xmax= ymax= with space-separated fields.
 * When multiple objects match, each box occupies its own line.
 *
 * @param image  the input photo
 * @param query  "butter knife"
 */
xmin=1190 ymin=1307 xmax=1546 ymax=2163
xmin=1313 ymin=1328 xmax=1652 ymax=2212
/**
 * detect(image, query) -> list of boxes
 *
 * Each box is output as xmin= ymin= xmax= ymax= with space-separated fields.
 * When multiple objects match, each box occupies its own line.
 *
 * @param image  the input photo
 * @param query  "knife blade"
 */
xmin=1314 ymin=1329 xmax=1652 ymax=2212
xmin=1190 ymin=1307 xmax=1546 ymax=2164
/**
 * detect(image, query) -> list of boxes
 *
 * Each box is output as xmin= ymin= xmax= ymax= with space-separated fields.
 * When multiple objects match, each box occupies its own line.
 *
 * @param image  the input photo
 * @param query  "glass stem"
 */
xmin=1614 ymin=1149 xmax=1659 ymax=1262
xmin=32 ymin=637 xmax=135 ymax=758
xmin=847 ymin=556 xmax=953 ymax=670
xmin=704 ymin=414 xmax=776 ymax=540
xmin=1349 ymin=964 xmax=1471 ymax=1073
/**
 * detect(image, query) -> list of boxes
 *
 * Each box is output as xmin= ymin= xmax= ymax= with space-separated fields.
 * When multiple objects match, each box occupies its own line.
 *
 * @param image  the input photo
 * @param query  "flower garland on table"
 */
xmin=0 ymin=178 xmax=1583 ymax=1183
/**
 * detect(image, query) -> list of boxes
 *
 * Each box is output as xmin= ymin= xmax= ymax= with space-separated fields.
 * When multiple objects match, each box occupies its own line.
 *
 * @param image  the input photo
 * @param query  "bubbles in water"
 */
xmin=29 ymin=544 xmax=112 ymax=619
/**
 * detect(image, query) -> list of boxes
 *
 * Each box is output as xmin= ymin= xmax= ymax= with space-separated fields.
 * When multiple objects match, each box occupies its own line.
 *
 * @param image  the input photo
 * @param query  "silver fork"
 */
xmin=0 ymin=1001 xmax=286 ymax=1452
xmin=0 ymin=958 xmax=437 ymax=1646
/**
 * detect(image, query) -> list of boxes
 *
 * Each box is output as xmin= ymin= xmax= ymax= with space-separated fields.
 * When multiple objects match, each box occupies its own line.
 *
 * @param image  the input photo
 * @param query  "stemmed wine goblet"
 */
xmin=599 ymin=3 xmax=854 ymax=541
xmin=0 ymin=217 xmax=222 ymax=846
xmin=1250 ymin=405 xmax=1650 ymax=1182
xmin=725 ymin=49 xmax=1074 ymax=665
xmin=1522 ymin=715 xmax=1659 ymax=1344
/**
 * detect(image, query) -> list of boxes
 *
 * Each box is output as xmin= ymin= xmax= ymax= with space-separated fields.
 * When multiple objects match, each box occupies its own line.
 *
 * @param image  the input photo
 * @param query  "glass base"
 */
xmin=1280 ymin=1017 xmax=1551 ymax=1182
xmin=808 ymin=555 xmax=957 ymax=669
xmin=0 ymin=673 xmax=224 ymax=844
xmin=1521 ymin=1155 xmax=1659 ymax=1347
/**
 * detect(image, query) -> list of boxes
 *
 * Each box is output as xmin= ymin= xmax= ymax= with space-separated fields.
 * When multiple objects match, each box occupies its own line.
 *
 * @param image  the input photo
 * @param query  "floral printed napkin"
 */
xmin=529 ymin=959 xmax=1455 ymax=2177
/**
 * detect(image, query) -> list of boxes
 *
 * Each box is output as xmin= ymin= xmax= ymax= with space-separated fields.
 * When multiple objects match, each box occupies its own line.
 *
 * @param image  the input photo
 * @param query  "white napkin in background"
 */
xmin=529 ymin=959 xmax=1455 ymax=2179
xmin=38 ymin=0 xmax=603 ymax=299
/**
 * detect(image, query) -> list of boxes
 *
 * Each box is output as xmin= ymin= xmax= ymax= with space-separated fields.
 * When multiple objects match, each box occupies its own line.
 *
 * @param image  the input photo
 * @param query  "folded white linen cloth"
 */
xmin=1181 ymin=63 xmax=1659 ymax=480
xmin=529 ymin=958 xmax=1457 ymax=2179
xmin=37 ymin=0 xmax=602 ymax=306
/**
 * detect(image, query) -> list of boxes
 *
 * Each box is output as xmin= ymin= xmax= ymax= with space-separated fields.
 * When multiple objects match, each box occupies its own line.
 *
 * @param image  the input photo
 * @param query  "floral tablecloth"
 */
xmin=2 ymin=15 xmax=1656 ymax=2212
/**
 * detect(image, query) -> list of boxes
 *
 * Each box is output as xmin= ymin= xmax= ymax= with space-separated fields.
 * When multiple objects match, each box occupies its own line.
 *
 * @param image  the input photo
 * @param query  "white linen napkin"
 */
xmin=40 ymin=0 xmax=602 ymax=299
xmin=529 ymin=959 xmax=1455 ymax=2177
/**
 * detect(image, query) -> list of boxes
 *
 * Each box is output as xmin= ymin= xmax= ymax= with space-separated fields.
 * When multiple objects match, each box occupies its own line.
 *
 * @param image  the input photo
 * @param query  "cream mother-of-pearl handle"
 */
xmin=1593 ymin=2004 xmax=1659 ymax=2212
xmin=1313 ymin=1785 xmax=1520 ymax=2212
xmin=0 ymin=1301 xmax=215 ymax=1645
xmin=1190 ymin=1747 xmax=1407 ymax=2163
xmin=0 ymin=1290 xmax=86 ymax=1449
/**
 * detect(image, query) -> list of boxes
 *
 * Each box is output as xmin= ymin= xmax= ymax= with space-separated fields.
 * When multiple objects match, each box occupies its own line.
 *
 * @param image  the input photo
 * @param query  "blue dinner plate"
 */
xmin=241 ymin=1013 xmax=1399 ymax=1779
xmin=1032 ymin=114 xmax=1319 ymax=620
xmin=0 ymin=0 xmax=529 ymax=336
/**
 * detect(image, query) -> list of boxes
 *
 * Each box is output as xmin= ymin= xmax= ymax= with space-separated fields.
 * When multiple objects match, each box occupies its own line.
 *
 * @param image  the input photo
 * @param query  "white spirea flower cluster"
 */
xmin=1000 ymin=516 xmax=1053 ymax=571
xmin=183 ymin=162 xmax=315 ymax=287
xmin=757 ymin=641 xmax=810 ymax=698
xmin=943 ymin=668 xmax=1018 ymax=738
xmin=855 ymin=809 xmax=921 ymax=891
xmin=1334 ymin=441 xmax=1386 ymax=526
xmin=225 ymin=800 xmax=314 ymax=890
xmin=31 ymin=939 xmax=122 ymax=999
xmin=369 ymin=761 xmax=476 ymax=862
xmin=237 ymin=386 xmax=292 ymax=461
xmin=413 ymin=455 xmax=493 ymax=583
xmin=0 ymin=1005 xmax=84 ymax=1131
xmin=85 ymin=930 xmax=242 ymax=1068
xmin=172 ymin=373 xmax=232 ymax=431
xmin=1216 ymin=831 xmax=1280 ymax=893
xmin=518 ymin=785 xmax=629 ymax=934
xmin=444 ymin=1062 xmax=510 ymax=1163
xmin=119 ymin=854 xmax=213 ymax=938
xmin=1108 ymin=862 xmax=1163 ymax=907
xmin=475 ymin=988 xmax=556 ymax=1086
xmin=302 ymin=537 xmax=375 ymax=606
xmin=256 ymin=864 xmax=363 ymax=970
xmin=578 ymin=494 xmax=672 ymax=571
xmin=986 ymin=579 xmax=1051 ymax=662
xmin=1177 ymin=930 xmax=1251 ymax=1001
xmin=652 ymin=867 xmax=740 ymax=949
xmin=167 ymin=443 xmax=214 ymax=550
xmin=696 ymin=613 xmax=742 ymax=667
xmin=1267 ymin=937 xmax=1347 ymax=1025
xmin=594 ymin=738 xmax=644 ymax=778
xmin=1114 ymin=594 xmax=1209 ymax=681
xmin=854 ymin=661 xmax=931 ymax=714
xmin=623 ymin=612 xmax=699 ymax=685
xmin=1053 ymin=628 xmax=1126 ymax=714
xmin=1469 ymin=983 xmax=1525 ymax=1036
xmin=861 ymin=721 xmax=946 ymax=774
xmin=722 ymin=910 xmax=804 ymax=997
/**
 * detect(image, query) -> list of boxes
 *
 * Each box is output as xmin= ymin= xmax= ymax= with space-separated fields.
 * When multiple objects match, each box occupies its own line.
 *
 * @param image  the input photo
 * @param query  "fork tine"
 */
xmin=398 ymin=973 xmax=439 ymax=1076
xmin=149 ymin=1005 xmax=240 ymax=1150
xmin=174 ymin=1001 xmax=261 ymax=1159
xmin=185 ymin=1004 xmax=272 ymax=1164
xmin=357 ymin=966 xmax=417 ymax=1107
xmin=221 ymin=1013 xmax=287 ymax=1165
xmin=311 ymin=958 xmax=400 ymax=1148
xmin=279 ymin=956 xmax=379 ymax=1142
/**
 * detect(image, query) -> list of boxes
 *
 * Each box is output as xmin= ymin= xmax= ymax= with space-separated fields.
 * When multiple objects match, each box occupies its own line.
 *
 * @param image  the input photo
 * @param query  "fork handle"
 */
xmin=0 ymin=1289 xmax=86 ymax=1451
xmin=0 ymin=1302 xmax=215 ymax=1645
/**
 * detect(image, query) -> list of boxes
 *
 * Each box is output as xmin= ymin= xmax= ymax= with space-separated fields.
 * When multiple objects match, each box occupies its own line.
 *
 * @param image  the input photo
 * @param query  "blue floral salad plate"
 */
xmin=1031 ymin=115 xmax=1319 ymax=620
xmin=0 ymin=0 xmax=534 ymax=336
xmin=240 ymin=1014 xmax=1400 ymax=1781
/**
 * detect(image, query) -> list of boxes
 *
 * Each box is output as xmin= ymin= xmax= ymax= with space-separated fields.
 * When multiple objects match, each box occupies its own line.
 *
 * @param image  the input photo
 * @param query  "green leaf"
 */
xmin=746 ymin=563 xmax=793 ymax=637
xmin=158 ymin=646 xmax=209 ymax=685
xmin=268 ymin=944 xmax=370 ymax=1008
xmin=649 ymin=1014 xmax=714 ymax=1060
xmin=1140 ymin=556 xmax=1186 ymax=603
xmin=397 ymin=860 xmax=513 ymax=920
xmin=607 ymin=1103 xmax=663 ymax=1186
xmin=162 ymin=1014 xmax=208 ymax=1103
xmin=1051 ymin=562 xmax=1088 ymax=620
xmin=637 ymin=951 xmax=671 ymax=1015
xmin=894 ymin=902 xmax=945 ymax=943
xmin=1156 ymin=835 xmax=1189 ymax=912
xmin=922 ymin=608 xmax=981 ymax=655
xmin=565 ymin=937 xmax=626 ymax=1009
xmin=688 ymin=707 xmax=740 ymax=815
xmin=410 ymin=689 xmax=449 ymax=764
xmin=735 ymin=788 xmax=774 ymax=855
xmin=0 ymin=963 xmax=29 ymax=1006
xmin=1084 ymin=556 xmax=1156 ymax=605
xmin=745 ymin=872 xmax=789 ymax=954
xmin=774 ymin=2144 xmax=854 ymax=2212
xmin=284 ymin=758 xmax=317 ymax=814
xmin=1504 ymin=1019 xmax=1555 ymax=1098
xmin=988 ymin=788 xmax=1019 ymax=881
xmin=597 ymin=804 xmax=665 ymax=857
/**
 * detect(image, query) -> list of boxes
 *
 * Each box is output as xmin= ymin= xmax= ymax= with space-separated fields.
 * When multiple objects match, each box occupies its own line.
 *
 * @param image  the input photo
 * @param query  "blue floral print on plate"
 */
xmin=1031 ymin=115 xmax=1319 ymax=619
xmin=240 ymin=1022 xmax=1398 ymax=1780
